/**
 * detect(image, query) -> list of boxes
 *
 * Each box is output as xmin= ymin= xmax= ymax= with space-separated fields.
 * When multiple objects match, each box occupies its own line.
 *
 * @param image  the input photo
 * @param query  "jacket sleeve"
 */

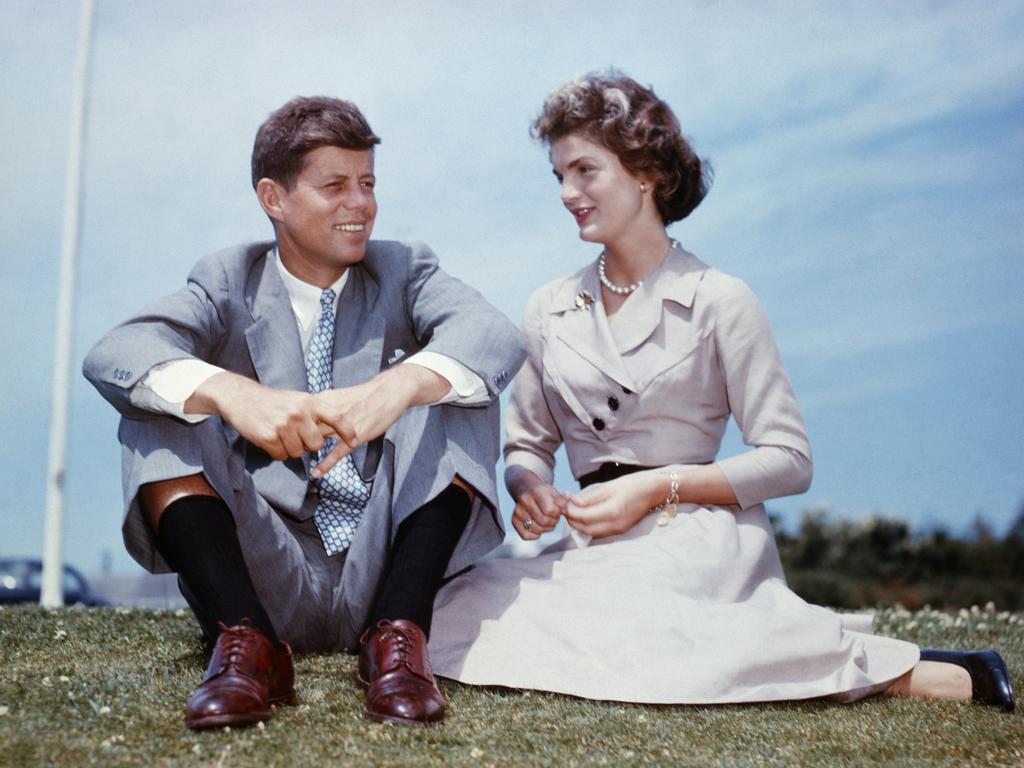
xmin=502 ymin=287 xmax=563 ymax=484
xmin=711 ymin=275 xmax=813 ymax=509
xmin=82 ymin=255 xmax=228 ymax=420
xmin=402 ymin=241 xmax=526 ymax=401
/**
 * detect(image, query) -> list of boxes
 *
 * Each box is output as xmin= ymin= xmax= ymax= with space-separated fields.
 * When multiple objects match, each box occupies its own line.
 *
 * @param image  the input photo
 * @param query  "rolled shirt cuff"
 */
xmin=404 ymin=351 xmax=489 ymax=405
xmin=128 ymin=359 xmax=225 ymax=423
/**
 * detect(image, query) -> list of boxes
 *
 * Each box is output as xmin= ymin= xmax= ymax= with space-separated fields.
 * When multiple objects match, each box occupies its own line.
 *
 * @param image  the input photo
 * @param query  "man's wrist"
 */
xmin=380 ymin=363 xmax=450 ymax=408
xmin=185 ymin=371 xmax=237 ymax=416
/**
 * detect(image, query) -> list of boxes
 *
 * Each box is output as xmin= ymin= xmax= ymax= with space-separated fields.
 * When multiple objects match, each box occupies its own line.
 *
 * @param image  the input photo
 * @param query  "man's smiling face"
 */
xmin=264 ymin=144 xmax=377 ymax=286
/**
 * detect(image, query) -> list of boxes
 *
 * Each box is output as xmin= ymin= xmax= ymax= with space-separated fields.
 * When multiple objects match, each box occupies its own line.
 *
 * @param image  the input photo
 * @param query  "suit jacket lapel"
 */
xmin=244 ymin=253 xmax=307 ymax=392
xmin=332 ymin=266 xmax=385 ymax=475
xmin=242 ymin=251 xmax=310 ymax=503
xmin=332 ymin=266 xmax=384 ymax=388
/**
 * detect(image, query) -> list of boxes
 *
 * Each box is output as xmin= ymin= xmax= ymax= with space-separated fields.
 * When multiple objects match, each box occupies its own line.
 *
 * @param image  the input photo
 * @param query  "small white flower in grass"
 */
xmin=257 ymin=721 xmax=266 ymax=731
xmin=905 ymin=621 xmax=918 ymax=631
xmin=54 ymin=629 xmax=67 ymax=640
xmin=99 ymin=706 xmax=110 ymax=715
xmin=977 ymin=622 xmax=989 ymax=631
xmin=59 ymin=675 xmax=70 ymax=683
xmin=175 ymin=609 xmax=186 ymax=617
xmin=0 ymin=705 xmax=9 ymax=716
xmin=42 ymin=677 xmax=52 ymax=688
xmin=998 ymin=611 xmax=1010 ymax=621
xmin=222 ymin=726 xmax=231 ymax=733
xmin=958 ymin=608 xmax=970 ymax=619
xmin=192 ymin=744 xmax=202 ymax=755
xmin=985 ymin=601 xmax=996 ymax=614
xmin=970 ymin=605 xmax=981 ymax=616
xmin=470 ymin=748 xmax=483 ymax=758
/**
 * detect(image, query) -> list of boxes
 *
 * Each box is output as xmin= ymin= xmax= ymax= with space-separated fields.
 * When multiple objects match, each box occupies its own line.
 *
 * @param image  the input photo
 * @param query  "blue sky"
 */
xmin=2 ymin=0 xmax=1022 ymax=574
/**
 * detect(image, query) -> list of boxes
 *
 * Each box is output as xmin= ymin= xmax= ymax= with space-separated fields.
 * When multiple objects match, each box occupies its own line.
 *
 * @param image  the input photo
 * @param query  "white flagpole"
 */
xmin=41 ymin=0 xmax=96 ymax=608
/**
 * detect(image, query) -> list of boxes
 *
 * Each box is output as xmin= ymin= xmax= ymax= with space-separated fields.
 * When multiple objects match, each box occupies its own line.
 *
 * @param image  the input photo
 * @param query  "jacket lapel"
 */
xmin=331 ymin=266 xmax=384 ymax=388
xmin=611 ymin=245 xmax=707 ymax=354
xmin=332 ymin=266 xmax=385 ymax=475
xmin=242 ymin=251 xmax=310 ymax=508
xmin=552 ymin=265 xmax=635 ymax=391
xmin=244 ymin=253 xmax=307 ymax=392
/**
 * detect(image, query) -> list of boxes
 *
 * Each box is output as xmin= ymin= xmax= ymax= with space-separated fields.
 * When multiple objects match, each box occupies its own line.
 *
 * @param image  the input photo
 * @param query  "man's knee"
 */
xmin=139 ymin=473 xmax=221 ymax=533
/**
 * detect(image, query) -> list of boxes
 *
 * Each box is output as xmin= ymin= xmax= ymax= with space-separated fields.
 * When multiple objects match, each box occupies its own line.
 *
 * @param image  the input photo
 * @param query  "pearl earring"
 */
xmin=640 ymin=182 xmax=647 ymax=193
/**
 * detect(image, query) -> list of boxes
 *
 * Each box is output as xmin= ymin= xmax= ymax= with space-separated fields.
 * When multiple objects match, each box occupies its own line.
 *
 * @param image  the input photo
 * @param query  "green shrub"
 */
xmin=773 ymin=505 xmax=1024 ymax=609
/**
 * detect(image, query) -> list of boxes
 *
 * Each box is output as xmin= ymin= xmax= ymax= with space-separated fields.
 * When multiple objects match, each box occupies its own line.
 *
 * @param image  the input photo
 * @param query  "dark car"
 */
xmin=0 ymin=558 xmax=109 ymax=606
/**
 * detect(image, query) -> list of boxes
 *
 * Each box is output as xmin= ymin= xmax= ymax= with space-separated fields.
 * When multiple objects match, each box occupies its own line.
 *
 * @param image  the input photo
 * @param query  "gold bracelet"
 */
xmin=652 ymin=470 xmax=679 ymax=527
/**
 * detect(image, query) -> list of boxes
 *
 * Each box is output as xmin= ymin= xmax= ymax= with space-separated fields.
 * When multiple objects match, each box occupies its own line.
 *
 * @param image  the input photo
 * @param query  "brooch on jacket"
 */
xmin=574 ymin=290 xmax=595 ymax=311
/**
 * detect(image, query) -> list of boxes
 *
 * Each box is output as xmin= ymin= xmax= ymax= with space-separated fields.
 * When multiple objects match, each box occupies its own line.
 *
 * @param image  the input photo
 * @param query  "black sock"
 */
xmin=369 ymin=484 xmax=473 ymax=638
xmin=155 ymin=495 xmax=278 ymax=644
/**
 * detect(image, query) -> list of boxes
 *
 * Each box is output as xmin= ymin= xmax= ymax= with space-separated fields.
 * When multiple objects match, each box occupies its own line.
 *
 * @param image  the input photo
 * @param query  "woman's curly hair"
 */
xmin=531 ymin=71 xmax=711 ymax=224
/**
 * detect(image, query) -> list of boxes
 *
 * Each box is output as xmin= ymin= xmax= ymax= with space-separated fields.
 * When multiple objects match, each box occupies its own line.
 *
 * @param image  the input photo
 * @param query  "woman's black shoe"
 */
xmin=919 ymin=649 xmax=1015 ymax=711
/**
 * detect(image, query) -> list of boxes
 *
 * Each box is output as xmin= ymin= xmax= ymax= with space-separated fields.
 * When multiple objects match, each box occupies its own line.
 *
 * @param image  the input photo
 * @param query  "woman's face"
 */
xmin=549 ymin=133 xmax=650 ymax=247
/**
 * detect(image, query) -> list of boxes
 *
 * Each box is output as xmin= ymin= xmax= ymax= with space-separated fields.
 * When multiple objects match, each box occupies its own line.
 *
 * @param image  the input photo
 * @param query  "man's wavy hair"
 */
xmin=531 ymin=71 xmax=711 ymax=224
xmin=251 ymin=96 xmax=381 ymax=190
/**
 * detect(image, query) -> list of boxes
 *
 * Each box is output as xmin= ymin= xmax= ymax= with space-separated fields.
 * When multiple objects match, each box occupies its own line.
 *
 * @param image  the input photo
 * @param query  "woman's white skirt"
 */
xmin=428 ymin=503 xmax=918 ymax=704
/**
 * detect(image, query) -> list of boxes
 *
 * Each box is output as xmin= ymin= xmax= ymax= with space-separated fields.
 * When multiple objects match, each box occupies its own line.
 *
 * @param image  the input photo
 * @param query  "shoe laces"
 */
xmin=214 ymin=620 xmax=256 ymax=674
xmin=382 ymin=626 xmax=411 ymax=655
xmin=376 ymin=621 xmax=418 ymax=670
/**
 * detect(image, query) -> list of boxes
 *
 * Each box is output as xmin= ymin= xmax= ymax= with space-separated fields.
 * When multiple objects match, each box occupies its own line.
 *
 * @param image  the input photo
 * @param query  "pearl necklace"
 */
xmin=597 ymin=239 xmax=679 ymax=295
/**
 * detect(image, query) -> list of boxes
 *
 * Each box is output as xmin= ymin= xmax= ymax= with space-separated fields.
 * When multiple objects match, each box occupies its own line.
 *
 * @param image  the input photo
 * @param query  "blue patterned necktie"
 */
xmin=306 ymin=288 xmax=370 ymax=555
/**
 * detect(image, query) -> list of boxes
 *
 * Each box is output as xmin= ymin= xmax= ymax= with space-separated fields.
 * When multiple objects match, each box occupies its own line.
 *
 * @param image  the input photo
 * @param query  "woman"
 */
xmin=427 ymin=71 xmax=1014 ymax=710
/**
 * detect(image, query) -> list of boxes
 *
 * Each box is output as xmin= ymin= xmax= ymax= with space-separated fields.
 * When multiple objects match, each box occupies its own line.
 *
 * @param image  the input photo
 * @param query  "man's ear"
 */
xmin=256 ymin=178 xmax=285 ymax=223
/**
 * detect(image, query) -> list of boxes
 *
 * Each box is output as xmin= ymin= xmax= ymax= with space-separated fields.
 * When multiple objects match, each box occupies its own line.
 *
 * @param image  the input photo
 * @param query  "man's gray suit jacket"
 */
xmin=83 ymin=239 xmax=526 ymax=649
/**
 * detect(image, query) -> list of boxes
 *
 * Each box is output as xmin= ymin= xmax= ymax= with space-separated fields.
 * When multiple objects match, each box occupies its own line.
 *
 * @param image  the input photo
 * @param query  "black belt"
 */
xmin=578 ymin=462 xmax=656 ymax=489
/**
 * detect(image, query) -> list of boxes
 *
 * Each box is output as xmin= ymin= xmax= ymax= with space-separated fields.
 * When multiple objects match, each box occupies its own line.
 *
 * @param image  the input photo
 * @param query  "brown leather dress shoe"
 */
xmin=357 ymin=619 xmax=445 ymax=725
xmin=185 ymin=621 xmax=296 ymax=730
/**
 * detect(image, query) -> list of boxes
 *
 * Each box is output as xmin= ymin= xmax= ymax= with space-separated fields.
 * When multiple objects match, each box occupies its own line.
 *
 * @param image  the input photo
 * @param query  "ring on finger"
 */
xmin=523 ymin=517 xmax=534 ymax=531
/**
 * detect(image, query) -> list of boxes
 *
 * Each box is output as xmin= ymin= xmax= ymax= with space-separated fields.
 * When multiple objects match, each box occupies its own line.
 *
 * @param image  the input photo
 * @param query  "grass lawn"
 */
xmin=1 ymin=604 xmax=1021 ymax=767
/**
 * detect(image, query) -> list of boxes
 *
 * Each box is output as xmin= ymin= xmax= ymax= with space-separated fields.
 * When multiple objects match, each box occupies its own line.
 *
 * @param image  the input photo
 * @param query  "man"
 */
xmin=83 ymin=96 xmax=525 ymax=728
